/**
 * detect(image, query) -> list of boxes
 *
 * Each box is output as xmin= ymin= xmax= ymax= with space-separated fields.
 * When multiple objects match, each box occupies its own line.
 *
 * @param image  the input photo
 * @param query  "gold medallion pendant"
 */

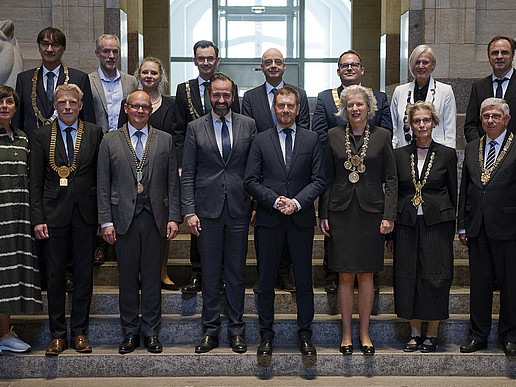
xmin=60 ymin=178 xmax=68 ymax=187
xmin=357 ymin=164 xmax=366 ymax=173
xmin=349 ymin=171 xmax=360 ymax=183
xmin=481 ymin=172 xmax=490 ymax=184
xmin=411 ymin=194 xmax=423 ymax=208
xmin=350 ymin=155 xmax=362 ymax=167
xmin=137 ymin=182 xmax=144 ymax=194
xmin=58 ymin=166 xmax=70 ymax=178
xmin=344 ymin=160 xmax=352 ymax=170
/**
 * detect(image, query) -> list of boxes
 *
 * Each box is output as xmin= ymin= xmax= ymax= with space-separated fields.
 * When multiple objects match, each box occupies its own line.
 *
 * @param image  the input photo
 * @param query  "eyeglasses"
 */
xmin=196 ymin=56 xmax=216 ymax=63
xmin=481 ymin=113 xmax=503 ymax=121
xmin=39 ymin=42 xmax=62 ymax=49
xmin=128 ymin=104 xmax=152 ymax=111
xmin=412 ymin=118 xmax=433 ymax=125
xmin=339 ymin=62 xmax=361 ymax=70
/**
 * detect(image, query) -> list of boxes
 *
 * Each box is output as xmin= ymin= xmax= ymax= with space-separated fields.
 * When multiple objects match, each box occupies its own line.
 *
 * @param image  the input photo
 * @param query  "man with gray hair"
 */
xmin=458 ymin=97 xmax=516 ymax=356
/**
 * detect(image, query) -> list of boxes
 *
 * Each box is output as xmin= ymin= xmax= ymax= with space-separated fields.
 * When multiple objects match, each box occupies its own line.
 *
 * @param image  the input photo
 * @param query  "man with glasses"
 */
xmin=13 ymin=27 xmax=95 ymax=140
xmin=312 ymin=49 xmax=392 ymax=294
xmin=464 ymin=36 xmax=516 ymax=142
xmin=174 ymin=40 xmax=240 ymax=295
xmin=97 ymin=90 xmax=181 ymax=354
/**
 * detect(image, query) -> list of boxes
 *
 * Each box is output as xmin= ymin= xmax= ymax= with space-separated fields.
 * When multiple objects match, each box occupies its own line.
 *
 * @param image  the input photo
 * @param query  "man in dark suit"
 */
xmin=312 ymin=49 xmax=393 ymax=293
xmin=244 ymin=86 xmax=325 ymax=361
xmin=464 ymin=36 xmax=516 ymax=142
xmin=30 ymin=84 xmax=103 ymax=356
xmin=182 ymin=73 xmax=256 ymax=354
xmin=242 ymin=48 xmax=310 ymax=291
xmin=13 ymin=27 xmax=95 ymax=139
xmin=97 ymin=90 xmax=181 ymax=354
xmin=174 ymin=40 xmax=240 ymax=294
xmin=458 ymin=97 xmax=516 ymax=357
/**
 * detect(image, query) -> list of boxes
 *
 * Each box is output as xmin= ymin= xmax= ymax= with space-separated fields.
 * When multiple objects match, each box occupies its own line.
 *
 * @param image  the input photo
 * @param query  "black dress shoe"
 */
xmin=195 ymin=335 xmax=218 ymax=353
xmin=144 ymin=335 xmax=163 ymax=353
xmin=182 ymin=278 xmax=202 ymax=294
xmin=161 ymin=281 xmax=179 ymax=291
xmin=325 ymin=281 xmax=338 ymax=294
xmin=359 ymin=341 xmax=375 ymax=356
xmin=420 ymin=337 xmax=438 ymax=353
xmin=220 ymin=279 xmax=226 ymax=294
xmin=299 ymin=337 xmax=316 ymax=356
xmin=276 ymin=276 xmax=296 ymax=292
xmin=403 ymin=336 xmax=423 ymax=352
xmin=460 ymin=339 xmax=487 ymax=353
xmin=65 ymin=277 xmax=74 ymax=294
xmin=503 ymin=342 xmax=516 ymax=356
xmin=229 ymin=334 xmax=247 ymax=353
xmin=339 ymin=344 xmax=353 ymax=355
xmin=119 ymin=333 xmax=140 ymax=354
xmin=257 ymin=338 xmax=273 ymax=357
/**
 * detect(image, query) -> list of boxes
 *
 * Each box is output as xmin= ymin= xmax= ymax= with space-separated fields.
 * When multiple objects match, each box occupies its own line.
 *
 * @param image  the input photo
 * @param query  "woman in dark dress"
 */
xmin=319 ymin=85 xmax=397 ymax=355
xmin=0 ymin=86 xmax=42 ymax=354
xmin=386 ymin=101 xmax=457 ymax=352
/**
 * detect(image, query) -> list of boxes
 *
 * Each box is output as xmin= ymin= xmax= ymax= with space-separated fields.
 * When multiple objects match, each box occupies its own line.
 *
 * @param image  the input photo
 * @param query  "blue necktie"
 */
xmin=64 ymin=127 xmax=74 ymax=166
xmin=46 ymin=72 xmax=55 ymax=102
xmin=271 ymin=88 xmax=278 ymax=125
xmin=495 ymin=78 xmax=508 ymax=99
xmin=283 ymin=128 xmax=292 ymax=169
xmin=134 ymin=131 xmax=143 ymax=161
xmin=485 ymin=140 xmax=497 ymax=169
xmin=220 ymin=117 xmax=231 ymax=163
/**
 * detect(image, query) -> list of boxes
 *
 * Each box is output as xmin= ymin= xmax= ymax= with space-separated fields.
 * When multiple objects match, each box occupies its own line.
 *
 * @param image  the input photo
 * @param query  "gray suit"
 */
xmin=97 ymin=124 xmax=181 ymax=337
xmin=181 ymin=112 xmax=256 ymax=337
xmin=89 ymin=70 xmax=138 ymax=133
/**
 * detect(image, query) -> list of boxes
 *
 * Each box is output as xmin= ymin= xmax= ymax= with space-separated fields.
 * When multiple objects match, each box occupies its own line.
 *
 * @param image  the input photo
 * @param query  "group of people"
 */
xmin=1 ymin=26 xmax=516 ymax=363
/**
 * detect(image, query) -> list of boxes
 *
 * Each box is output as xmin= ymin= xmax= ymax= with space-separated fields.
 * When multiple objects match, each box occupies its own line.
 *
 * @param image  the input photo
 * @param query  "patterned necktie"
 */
xmin=271 ymin=88 xmax=278 ymax=125
xmin=64 ymin=127 xmax=74 ymax=166
xmin=203 ymin=81 xmax=212 ymax=114
xmin=134 ymin=131 xmax=143 ymax=161
xmin=220 ymin=117 xmax=231 ymax=162
xmin=283 ymin=128 xmax=293 ymax=169
xmin=485 ymin=140 xmax=497 ymax=169
xmin=495 ymin=78 xmax=508 ymax=99
xmin=46 ymin=72 xmax=55 ymax=102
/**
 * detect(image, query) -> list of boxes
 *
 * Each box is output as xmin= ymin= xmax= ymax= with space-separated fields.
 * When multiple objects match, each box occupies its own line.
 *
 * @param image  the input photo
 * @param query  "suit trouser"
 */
xmin=254 ymin=230 xmax=292 ymax=280
xmin=45 ymin=204 xmax=95 ymax=339
xmin=116 ymin=209 xmax=164 ymax=337
xmin=468 ymin=222 xmax=516 ymax=343
xmin=198 ymin=200 xmax=249 ymax=337
xmin=189 ymin=234 xmax=202 ymax=279
xmin=256 ymin=217 xmax=314 ymax=340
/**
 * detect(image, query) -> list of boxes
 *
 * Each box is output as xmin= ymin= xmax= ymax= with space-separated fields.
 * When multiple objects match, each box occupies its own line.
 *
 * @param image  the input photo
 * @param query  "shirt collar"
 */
xmin=198 ymin=75 xmax=211 ymax=86
xmin=43 ymin=64 xmax=61 ymax=78
xmin=266 ymin=81 xmax=284 ymax=94
xmin=276 ymin=122 xmax=296 ymax=134
xmin=341 ymin=82 xmax=362 ymax=89
xmin=98 ymin=67 xmax=121 ymax=82
xmin=492 ymin=67 xmax=514 ymax=81
xmin=57 ymin=119 xmax=78 ymax=132
xmin=127 ymin=122 xmax=149 ymax=137
xmin=211 ymin=110 xmax=232 ymax=123
xmin=487 ymin=129 xmax=507 ymax=144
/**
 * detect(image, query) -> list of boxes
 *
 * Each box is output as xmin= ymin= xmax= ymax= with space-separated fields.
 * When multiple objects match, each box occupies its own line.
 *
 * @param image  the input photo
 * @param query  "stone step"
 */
xmin=35 ymin=286 xmax=497 ymax=316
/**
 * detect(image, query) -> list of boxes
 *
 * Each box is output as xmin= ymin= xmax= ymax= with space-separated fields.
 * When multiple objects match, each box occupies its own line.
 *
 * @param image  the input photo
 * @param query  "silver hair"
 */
xmin=406 ymin=101 xmax=440 ymax=127
xmin=409 ymin=45 xmax=436 ymax=77
xmin=336 ymin=85 xmax=377 ymax=121
xmin=95 ymin=34 xmax=120 ymax=49
xmin=54 ymin=83 xmax=83 ymax=101
xmin=480 ymin=97 xmax=510 ymax=116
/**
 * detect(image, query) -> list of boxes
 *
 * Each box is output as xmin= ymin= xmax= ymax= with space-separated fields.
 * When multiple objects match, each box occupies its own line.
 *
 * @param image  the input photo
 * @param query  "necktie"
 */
xmin=203 ymin=81 xmax=212 ymax=114
xmin=485 ymin=140 xmax=497 ymax=169
xmin=283 ymin=128 xmax=292 ymax=169
xmin=134 ymin=131 xmax=143 ymax=161
xmin=220 ymin=117 xmax=231 ymax=162
xmin=495 ymin=78 xmax=508 ymax=99
xmin=64 ymin=127 xmax=74 ymax=166
xmin=46 ymin=72 xmax=55 ymax=102
xmin=271 ymin=88 xmax=278 ymax=125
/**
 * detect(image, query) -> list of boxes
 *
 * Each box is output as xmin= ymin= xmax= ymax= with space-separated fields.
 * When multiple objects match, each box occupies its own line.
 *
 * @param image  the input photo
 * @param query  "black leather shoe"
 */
xmin=359 ymin=340 xmax=375 ymax=356
xmin=220 ymin=279 xmax=226 ymax=294
xmin=403 ymin=336 xmax=423 ymax=352
xmin=420 ymin=337 xmax=438 ymax=353
xmin=460 ymin=339 xmax=487 ymax=353
xmin=257 ymin=338 xmax=273 ymax=357
xmin=299 ymin=337 xmax=316 ymax=357
xmin=229 ymin=335 xmax=247 ymax=353
xmin=503 ymin=342 xmax=516 ymax=356
xmin=182 ymin=278 xmax=202 ymax=294
xmin=276 ymin=276 xmax=296 ymax=292
xmin=144 ymin=335 xmax=163 ymax=353
xmin=195 ymin=335 xmax=218 ymax=353
xmin=119 ymin=333 xmax=139 ymax=354
xmin=161 ymin=281 xmax=179 ymax=291
xmin=325 ymin=281 xmax=338 ymax=294
xmin=339 ymin=344 xmax=353 ymax=355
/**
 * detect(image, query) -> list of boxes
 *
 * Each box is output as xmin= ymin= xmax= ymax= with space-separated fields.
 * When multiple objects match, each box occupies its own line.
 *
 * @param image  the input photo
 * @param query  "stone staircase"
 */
xmin=2 ymin=226 xmax=515 ymax=380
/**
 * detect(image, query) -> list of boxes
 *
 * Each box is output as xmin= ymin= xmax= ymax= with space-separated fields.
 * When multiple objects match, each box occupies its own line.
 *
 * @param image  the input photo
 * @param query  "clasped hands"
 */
xmin=277 ymin=196 xmax=297 ymax=215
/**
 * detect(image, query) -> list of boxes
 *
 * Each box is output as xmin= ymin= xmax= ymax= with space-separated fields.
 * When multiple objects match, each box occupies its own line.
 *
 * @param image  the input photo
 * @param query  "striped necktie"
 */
xmin=485 ymin=140 xmax=497 ymax=169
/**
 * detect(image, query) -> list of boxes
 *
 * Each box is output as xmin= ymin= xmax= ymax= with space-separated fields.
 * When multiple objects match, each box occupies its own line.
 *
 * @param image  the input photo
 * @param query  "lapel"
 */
xmin=91 ymin=72 xmax=108 ymax=112
xmin=288 ymin=127 xmax=303 ymax=175
xmin=119 ymin=124 xmax=138 ymax=179
xmin=483 ymin=131 xmax=513 ymax=187
xmin=190 ymin=79 xmax=205 ymax=116
xmin=415 ymin=141 xmax=437 ymax=179
xmin=145 ymin=126 xmax=158 ymax=182
xmin=121 ymin=73 xmax=133 ymax=99
xmin=228 ymin=112 xmax=240 ymax=163
xmin=259 ymin=83 xmax=274 ymax=127
xmin=54 ymin=124 xmax=69 ymax=166
xmin=270 ymin=129 xmax=288 ymax=174
xmin=203 ymin=114 xmax=224 ymax=164
xmin=36 ymin=67 xmax=53 ymax=118
xmin=158 ymin=97 xmax=170 ymax=128
xmin=504 ymin=70 xmax=516 ymax=104
xmin=482 ymin=75 xmax=494 ymax=98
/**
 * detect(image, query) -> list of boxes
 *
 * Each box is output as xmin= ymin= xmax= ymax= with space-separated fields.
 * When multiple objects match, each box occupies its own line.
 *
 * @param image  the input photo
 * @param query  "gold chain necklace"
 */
xmin=31 ymin=66 xmax=70 ymax=128
xmin=344 ymin=124 xmax=370 ymax=183
xmin=479 ymin=132 xmax=513 ymax=184
xmin=410 ymin=151 xmax=435 ymax=208
xmin=185 ymin=81 xmax=202 ymax=120
xmin=49 ymin=120 xmax=84 ymax=187
xmin=122 ymin=125 xmax=153 ymax=194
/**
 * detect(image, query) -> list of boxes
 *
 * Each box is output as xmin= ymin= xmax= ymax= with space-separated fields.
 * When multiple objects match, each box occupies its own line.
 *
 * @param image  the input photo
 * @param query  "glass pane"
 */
xmin=170 ymin=0 xmax=212 ymax=57
xmin=224 ymin=1 xmax=289 ymax=6
xmin=304 ymin=62 xmax=341 ymax=98
xmin=170 ymin=62 xmax=198 ymax=96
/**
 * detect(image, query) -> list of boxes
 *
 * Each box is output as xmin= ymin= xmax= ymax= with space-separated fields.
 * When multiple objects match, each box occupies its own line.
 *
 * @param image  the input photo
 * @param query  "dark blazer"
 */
xmin=97 ymin=125 xmax=182 ymax=236
xmin=395 ymin=141 xmax=457 ymax=227
xmin=181 ymin=112 xmax=257 ymax=219
xmin=244 ymin=127 xmax=325 ymax=228
xmin=458 ymin=131 xmax=516 ymax=240
xmin=173 ymin=79 xmax=240 ymax=167
xmin=312 ymin=86 xmax=393 ymax=146
xmin=29 ymin=121 xmax=103 ymax=227
xmin=13 ymin=66 xmax=96 ymax=139
xmin=89 ymin=70 xmax=139 ymax=133
xmin=319 ymin=125 xmax=397 ymax=220
xmin=464 ymin=70 xmax=516 ymax=142
xmin=241 ymin=83 xmax=310 ymax=132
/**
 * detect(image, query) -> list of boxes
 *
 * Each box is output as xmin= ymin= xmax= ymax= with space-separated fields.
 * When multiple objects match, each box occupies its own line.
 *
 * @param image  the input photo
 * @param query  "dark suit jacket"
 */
xmin=13 ymin=66 xmax=96 ymax=139
xmin=29 ymin=121 xmax=103 ymax=228
xmin=89 ymin=70 xmax=139 ymax=133
xmin=458 ymin=131 xmax=516 ymax=240
xmin=319 ymin=126 xmax=397 ymax=220
xmin=312 ymin=86 xmax=393 ymax=146
xmin=173 ymin=79 xmax=240 ymax=167
xmin=181 ymin=112 xmax=256 ymax=219
xmin=244 ymin=127 xmax=325 ymax=228
xmin=97 ymin=125 xmax=181 ymax=236
xmin=241 ymin=83 xmax=310 ymax=132
xmin=464 ymin=71 xmax=516 ymax=142
xmin=394 ymin=141 xmax=457 ymax=227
